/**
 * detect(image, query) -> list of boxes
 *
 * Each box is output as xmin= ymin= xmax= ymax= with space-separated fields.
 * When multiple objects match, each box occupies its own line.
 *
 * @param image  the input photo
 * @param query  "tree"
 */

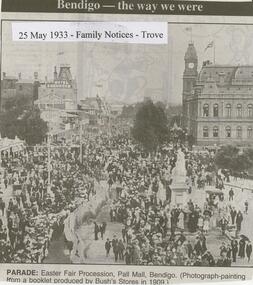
xmin=17 ymin=107 xmax=48 ymax=145
xmin=0 ymin=96 xmax=47 ymax=145
xmin=187 ymin=134 xmax=195 ymax=149
xmin=120 ymin=105 xmax=136 ymax=119
xmin=215 ymin=145 xmax=239 ymax=170
xmin=132 ymin=99 xmax=169 ymax=152
xmin=215 ymin=145 xmax=253 ymax=172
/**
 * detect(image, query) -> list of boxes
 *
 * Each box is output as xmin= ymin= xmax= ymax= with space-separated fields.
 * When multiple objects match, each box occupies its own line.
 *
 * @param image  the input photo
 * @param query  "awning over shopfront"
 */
xmin=0 ymin=135 xmax=25 ymax=153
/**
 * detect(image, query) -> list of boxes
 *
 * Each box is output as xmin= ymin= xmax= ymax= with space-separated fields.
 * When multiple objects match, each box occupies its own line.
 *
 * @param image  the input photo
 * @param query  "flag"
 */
xmin=204 ymin=41 xmax=214 ymax=52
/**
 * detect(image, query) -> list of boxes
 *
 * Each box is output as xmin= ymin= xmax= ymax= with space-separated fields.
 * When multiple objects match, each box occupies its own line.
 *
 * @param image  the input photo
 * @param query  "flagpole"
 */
xmin=213 ymin=41 xmax=216 ymax=64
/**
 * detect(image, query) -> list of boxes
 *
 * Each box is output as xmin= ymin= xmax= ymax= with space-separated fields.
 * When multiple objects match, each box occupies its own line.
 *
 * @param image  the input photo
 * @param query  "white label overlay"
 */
xmin=12 ymin=22 xmax=168 ymax=44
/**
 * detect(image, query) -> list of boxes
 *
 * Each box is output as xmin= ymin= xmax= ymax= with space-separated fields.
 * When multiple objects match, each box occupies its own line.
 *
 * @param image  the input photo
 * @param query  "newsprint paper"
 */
xmin=2 ymin=0 xmax=253 ymax=284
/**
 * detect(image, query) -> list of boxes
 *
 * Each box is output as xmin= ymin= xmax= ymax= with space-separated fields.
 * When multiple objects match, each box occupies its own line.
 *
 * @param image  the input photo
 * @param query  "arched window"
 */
xmin=225 ymin=126 xmax=231 ymax=138
xmin=248 ymin=127 xmax=253 ymax=138
xmin=248 ymin=104 xmax=253 ymax=117
xmin=213 ymin=103 xmax=219 ymax=117
xmin=236 ymin=126 xmax=242 ymax=138
xmin=203 ymin=127 xmax=209 ymax=138
xmin=225 ymin=103 xmax=231 ymax=118
xmin=237 ymin=104 xmax=242 ymax=118
xmin=203 ymin=104 xmax=209 ymax=117
xmin=213 ymin=126 xmax=219 ymax=137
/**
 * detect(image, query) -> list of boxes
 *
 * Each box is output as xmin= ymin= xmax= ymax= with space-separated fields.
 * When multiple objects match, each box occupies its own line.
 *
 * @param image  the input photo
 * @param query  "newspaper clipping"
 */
xmin=1 ymin=0 xmax=253 ymax=283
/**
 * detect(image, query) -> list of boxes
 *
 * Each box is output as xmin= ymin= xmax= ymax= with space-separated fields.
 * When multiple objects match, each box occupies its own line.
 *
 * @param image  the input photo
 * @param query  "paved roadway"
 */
xmin=77 ymin=203 xmax=124 ymax=264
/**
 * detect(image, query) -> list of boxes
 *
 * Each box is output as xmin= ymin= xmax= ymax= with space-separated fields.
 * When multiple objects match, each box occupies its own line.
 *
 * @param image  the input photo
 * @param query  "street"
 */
xmin=75 ymin=177 xmax=253 ymax=266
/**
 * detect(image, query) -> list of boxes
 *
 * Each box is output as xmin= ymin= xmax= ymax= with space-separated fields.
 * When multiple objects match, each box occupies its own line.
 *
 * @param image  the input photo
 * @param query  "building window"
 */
xmin=236 ymin=126 xmax=242 ymax=138
xmin=203 ymin=104 xmax=209 ymax=117
xmin=213 ymin=126 xmax=219 ymax=137
xmin=213 ymin=104 xmax=219 ymax=117
xmin=237 ymin=104 xmax=242 ymax=118
xmin=248 ymin=127 xmax=253 ymax=138
xmin=19 ymin=85 xmax=23 ymax=91
xmin=248 ymin=104 xmax=253 ymax=117
xmin=203 ymin=127 xmax=209 ymax=138
xmin=225 ymin=126 xmax=231 ymax=138
xmin=225 ymin=103 xmax=231 ymax=117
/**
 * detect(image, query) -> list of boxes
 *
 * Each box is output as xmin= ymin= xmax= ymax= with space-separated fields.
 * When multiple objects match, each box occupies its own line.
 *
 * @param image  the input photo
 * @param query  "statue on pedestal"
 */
xmin=172 ymin=149 xmax=187 ymax=184
xmin=171 ymin=149 xmax=187 ymax=206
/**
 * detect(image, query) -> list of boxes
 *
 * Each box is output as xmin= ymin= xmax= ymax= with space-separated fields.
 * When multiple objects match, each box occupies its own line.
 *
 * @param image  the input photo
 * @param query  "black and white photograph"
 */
xmin=1 ymin=22 xmax=253 ymax=268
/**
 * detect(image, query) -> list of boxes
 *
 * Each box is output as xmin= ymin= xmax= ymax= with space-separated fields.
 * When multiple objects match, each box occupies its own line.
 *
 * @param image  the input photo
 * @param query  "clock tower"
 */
xmin=182 ymin=42 xmax=198 ymax=128
xmin=183 ymin=42 xmax=198 ymax=95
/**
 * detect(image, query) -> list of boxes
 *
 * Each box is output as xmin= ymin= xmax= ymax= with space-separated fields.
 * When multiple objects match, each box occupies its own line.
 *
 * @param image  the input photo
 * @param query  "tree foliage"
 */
xmin=0 ymin=96 xmax=48 ymax=145
xmin=215 ymin=145 xmax=253 ymax=172
xmin=131 ymin=100 xmax=169 ymax=151
xmin=215 ymin=145 xmax=239 ymax=170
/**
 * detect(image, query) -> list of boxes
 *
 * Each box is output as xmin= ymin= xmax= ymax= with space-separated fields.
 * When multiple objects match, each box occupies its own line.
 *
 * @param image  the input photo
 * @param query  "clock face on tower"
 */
xmin=188 ymin=62 xmax=195 ymax=69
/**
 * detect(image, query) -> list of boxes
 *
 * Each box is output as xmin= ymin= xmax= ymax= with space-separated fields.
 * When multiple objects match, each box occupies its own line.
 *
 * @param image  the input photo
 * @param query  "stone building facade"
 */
xmin=183 ymin=42 xmax=253 ymax=146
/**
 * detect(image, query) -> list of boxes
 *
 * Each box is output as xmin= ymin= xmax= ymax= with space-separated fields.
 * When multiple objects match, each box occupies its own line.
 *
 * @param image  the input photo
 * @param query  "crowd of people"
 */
xmin=93 ymin=134 xmax=253 ymax=266
xmin=0 ymin=131 xmax=252 ymax=266
xmin=0 ymin=142 xmax=101 ymax=263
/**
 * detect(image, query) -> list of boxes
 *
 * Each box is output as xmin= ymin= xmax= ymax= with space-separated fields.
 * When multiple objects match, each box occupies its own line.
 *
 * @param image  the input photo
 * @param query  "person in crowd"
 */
xmin=229 ymin=188 xmax=234 ymax=201
xmin=230 ymin=207 xmax=237 ymax=226
xmin=231 ymin=237 xmax=238 ymax=263
xmin=94 ymin=222 xmax=99 ymax=241
xmin=246 ymin=241 xmax=252 ymax=262
xmin=0 ymin=198 xmax=5 ymax=216
xmin=238 ymin=237 xmax=246 ymax=259
xmin=100 ymin=222 xmax=107 ymax=240
xmin=112 ymin=236 xmax=119 ymax=262
xmin=118 ymin=239 xmax=125 ymax=261
xmin=220 ymin=216 xmax=228 ymax=235
xmin=105 ymin=238 xmax=111 ymax=257
xmin=217 ymin=251 xmax=231 ymax=267
xmin=236 ymin=211 xmax=243 ymax=232
xmin=244 ymin=201 xmax=249 ymax=215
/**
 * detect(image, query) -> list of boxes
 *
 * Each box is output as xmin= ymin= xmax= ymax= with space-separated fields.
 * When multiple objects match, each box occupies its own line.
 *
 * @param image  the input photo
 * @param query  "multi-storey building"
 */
xmin=1 ymin=72 xmax=40 ymax=111
xmin=36 ymin=65 xmax=77 ymax=111
xmin=183 ymin=42 xmax=253 ymax=146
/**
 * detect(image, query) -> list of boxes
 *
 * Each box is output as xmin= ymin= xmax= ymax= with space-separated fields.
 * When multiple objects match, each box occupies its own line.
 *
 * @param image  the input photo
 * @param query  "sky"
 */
xmin=2 ymin=22 xmax=253 ymax=105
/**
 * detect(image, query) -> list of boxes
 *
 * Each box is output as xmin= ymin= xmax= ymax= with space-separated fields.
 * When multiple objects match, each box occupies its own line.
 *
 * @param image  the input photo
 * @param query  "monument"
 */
xmin=170 ymin=149 xmax=188 ymax=206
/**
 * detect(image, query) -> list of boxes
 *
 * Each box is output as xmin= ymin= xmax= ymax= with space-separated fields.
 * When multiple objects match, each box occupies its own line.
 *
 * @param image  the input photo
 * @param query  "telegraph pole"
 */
xmin=47 ymin=129 xmax=51 ymax=193
xmin=47 ymin=91 xmax=53 ymax=194
xmin=79 ymin=121 xmax=82 ymax=163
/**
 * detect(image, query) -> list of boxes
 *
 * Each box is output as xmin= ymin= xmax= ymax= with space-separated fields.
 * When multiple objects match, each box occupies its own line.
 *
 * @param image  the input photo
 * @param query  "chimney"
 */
xmin=2 ymin=72 xmax=6 ymax=79
xmin=219 ymin=72 xmax=225 ymax=85
xmin=18 ymin=73 xmax=22 ymax=80
xmin=45 ymin=76 xmax=48 ymax=83
xmin=54 ymin=66 xmax=58 ymax=81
